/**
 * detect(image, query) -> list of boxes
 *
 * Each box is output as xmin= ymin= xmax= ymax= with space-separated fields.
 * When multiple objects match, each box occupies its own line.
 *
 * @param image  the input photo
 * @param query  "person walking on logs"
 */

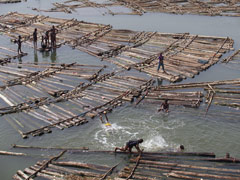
xmin=33 ymin=28 xmax=37 ymax=48
xmin=17 ymin=35 xmax=23 ymax=55
xmin=115 ymin=139 xmax=144 ymax=153
xmin=50 ymin=25 xmax=58 ymax=48
xmin=158 ymin=99 xmax=169 ymax=113
xmin=157 ymin=53 xmax=165 ymax=73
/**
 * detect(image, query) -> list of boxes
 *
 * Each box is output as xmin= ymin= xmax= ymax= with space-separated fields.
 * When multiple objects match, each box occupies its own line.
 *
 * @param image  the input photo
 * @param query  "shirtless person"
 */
xmin=115 ymin=139 xmax=143 ymax=153
xmin=158 ymin=99 xmax=169 ymax=113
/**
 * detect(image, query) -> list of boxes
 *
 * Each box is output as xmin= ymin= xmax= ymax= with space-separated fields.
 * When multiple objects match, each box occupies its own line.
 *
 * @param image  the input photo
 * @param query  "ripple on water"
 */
xmin=92 ymin=106 xmax=185 ymax=151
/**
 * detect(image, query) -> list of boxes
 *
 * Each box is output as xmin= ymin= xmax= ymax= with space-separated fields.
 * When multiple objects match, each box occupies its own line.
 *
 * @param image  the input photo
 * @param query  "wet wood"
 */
xmin=0 ymin=150 xmax=26 ymax=156
xmin=0 ymin=13 xmax=233 ymax=82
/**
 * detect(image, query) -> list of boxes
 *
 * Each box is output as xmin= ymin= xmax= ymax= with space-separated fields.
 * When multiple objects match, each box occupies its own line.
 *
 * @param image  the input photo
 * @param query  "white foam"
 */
xmin=142 ymin=135 xmax=169 ymax=151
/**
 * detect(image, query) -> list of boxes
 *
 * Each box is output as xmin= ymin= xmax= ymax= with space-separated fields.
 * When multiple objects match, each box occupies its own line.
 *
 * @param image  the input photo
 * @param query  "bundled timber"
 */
xmin=204 ymin=83 xmax=240 ymax=109
xmin=34 ymin=0 xmax=240 ymax=17
xmin=13 ymin=151 xmax=116 ymax=180
xmin=137 ymin=79 xmax=240 ymax=113
xmin=0 ymin=13 xmax=234 ymax=82
xmin=143 ymin=90 xmax=203 ymax=108
xmin=119 ymin=152 xmax=240 ymax=180
xmin=0 ymin=62 xmax=153 ymax=137
xmin=13 ymin=150 xmax=240 ymax=180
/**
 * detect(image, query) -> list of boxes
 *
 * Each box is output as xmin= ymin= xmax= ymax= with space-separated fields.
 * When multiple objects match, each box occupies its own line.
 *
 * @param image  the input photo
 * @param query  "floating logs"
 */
xmin=0 ymin=60 xmax=153 ymax=138
xmin=33 ymin=0 xmax=240 ymax=17
xmin=12 ymin=150 xmax=240 ymax=180
xmin=0 ymin=12 xmax=234 ymax=82
xmin=119 ymin=152 xmax=240 ymax=179
xmin=13 ymin=151 xmax=117 ymax=180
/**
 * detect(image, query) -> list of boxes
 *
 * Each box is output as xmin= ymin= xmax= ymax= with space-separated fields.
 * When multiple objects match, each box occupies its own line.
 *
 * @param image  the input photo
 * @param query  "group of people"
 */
xmin=16 ymin=26 xmax=58 ymax=54
xmin=33 ymin=26 xmax=58 ymax=50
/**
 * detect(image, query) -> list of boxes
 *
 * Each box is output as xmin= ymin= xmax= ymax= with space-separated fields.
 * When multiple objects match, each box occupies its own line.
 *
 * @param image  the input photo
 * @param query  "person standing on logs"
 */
xmin=115 ymin=139 xmax=144 ymax=153
xmin=45 ymin=30 xmax=50 ymax=48
xmin=158 ymin=99 xmax=169 ymax=113
xmin=41 ymin=35 xmax=47 ymax=51
xmin=157 ymin=53 xmax=165 ymax=73
xmin=50 ymin=25 xmax=58 ymax=48
xmin=17 ymin=35 xmax=23 ymax=55
xmin=33 ymin=28 xmax=37 ymax=48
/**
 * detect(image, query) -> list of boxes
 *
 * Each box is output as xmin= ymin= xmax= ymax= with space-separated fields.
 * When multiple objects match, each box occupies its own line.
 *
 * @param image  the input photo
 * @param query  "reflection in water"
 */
xmin=42 ymin=50 xmax=50 ymax=59
xmin=51 ymin=48 xmax=57 ymax=63
xmin=34 ymin=49 xmax=38 ymax=64
xmin=18 ymin=56 xmax=22 ymax=64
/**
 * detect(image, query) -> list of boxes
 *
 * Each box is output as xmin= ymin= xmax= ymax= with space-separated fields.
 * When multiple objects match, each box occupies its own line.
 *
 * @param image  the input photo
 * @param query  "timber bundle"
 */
xmin=153 ymin=78 xmax=240 ymax=111
xmin=11 ymin=149 xmax=240 ymax=180
xmin=0 ymin=60 xmax=153 ymax=138
xmin=0 ymin=12 xmax=234 ymax=82
xmin=34 ymin=0 xmax=240 ymax=17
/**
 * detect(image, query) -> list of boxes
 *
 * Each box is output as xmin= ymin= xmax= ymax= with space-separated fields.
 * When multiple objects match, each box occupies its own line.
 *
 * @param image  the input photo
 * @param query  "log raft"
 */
xmin=34 ymin=0 xmax=240 ymax=17
xmin=0 ymin=12 xmax=234 ymax=82
xmin=12 ymin=150 xmax=240 ymax=180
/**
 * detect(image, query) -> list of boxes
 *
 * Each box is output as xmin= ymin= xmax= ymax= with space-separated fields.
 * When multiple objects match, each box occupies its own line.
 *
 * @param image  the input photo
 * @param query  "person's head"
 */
xmin=52 ymin=25 xmax=55 ymax=29
xmin=180 ymin=145 xmax=184 ymax=151
xmin=35 ymin=28 xmax=37 ymax=32
xmin=164 ymin=99 xmax=168 ymax=103
xmin=138 ymin=139 xmax=143 ymax=143
xmin=19 ymin=35 xmax=21 ymax=39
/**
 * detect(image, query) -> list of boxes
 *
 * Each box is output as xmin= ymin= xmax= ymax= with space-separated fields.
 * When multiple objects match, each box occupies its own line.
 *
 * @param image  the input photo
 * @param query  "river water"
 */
xmin=0 ymin=1 xmax=240 ymax=179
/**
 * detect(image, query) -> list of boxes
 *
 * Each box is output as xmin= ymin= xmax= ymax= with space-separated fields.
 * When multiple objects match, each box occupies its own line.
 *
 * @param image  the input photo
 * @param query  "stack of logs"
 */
xmin=35 ymin=0 xmax=240 ymax=17
xmin=0 ymin=12 xmax=234 ymax=82
xmin=11 ymin=147 xmax=240 ymax=180
xmin=0 ymin=60 xmax=153 ymax=138
xmin=119 ymin=151 xmax=240 ymax=179
xmin=12 ymin=150 xmax=118 ymax=180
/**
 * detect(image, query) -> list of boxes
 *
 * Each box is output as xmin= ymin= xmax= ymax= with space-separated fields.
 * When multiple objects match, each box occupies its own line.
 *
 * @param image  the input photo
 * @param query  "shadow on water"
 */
xmin=34 ymin=49 xmax=38 ymax=64
xmin=50 ymin=48 xmax=57 ymax=63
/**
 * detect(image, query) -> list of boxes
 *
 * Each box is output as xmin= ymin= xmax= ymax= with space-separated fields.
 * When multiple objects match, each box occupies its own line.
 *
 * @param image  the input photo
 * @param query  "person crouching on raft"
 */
xmin=115 ymin=139 xmax=143 ymax=153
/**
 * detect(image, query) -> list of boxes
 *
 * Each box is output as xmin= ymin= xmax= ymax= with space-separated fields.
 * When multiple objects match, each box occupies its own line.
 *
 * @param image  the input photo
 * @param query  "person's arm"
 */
xmin=158 ymin=103 xmax=163 ymax=112
xmin=135 ymin=144 xmax=141 ymax=153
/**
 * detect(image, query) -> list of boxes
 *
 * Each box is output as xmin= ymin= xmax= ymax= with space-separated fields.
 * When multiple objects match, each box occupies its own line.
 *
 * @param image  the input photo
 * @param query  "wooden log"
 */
xmin=169 ymin=170 xmax=240 ymax=180
xmin=12 ymin=174 xmax=23 ymax=180
xmin=203 ymin=157 xmax=240 ymax=163
xmin=52 ymin=161 xmax=110 ymax=171
xmin=25 ymin=150 xmax=66 ymax=180
xmin=100 ymin=163 xmax=119 ymax=180
xmin=130 ymin=159 xmax=240 ymax=173
xmin=40 ymin=162 xmax=102 ymax=177
xmin=24 ymin=168 xmax=63 ymax=180
xmin=127 ymin=153 xmax=142 ymax=179
xmin=17 ymin=170 xmax=33 ymax=180
xmin=12 ymin=144 xmax=89 ymax=151
xmin=0 ymin=150 xmax=26 ymax=156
